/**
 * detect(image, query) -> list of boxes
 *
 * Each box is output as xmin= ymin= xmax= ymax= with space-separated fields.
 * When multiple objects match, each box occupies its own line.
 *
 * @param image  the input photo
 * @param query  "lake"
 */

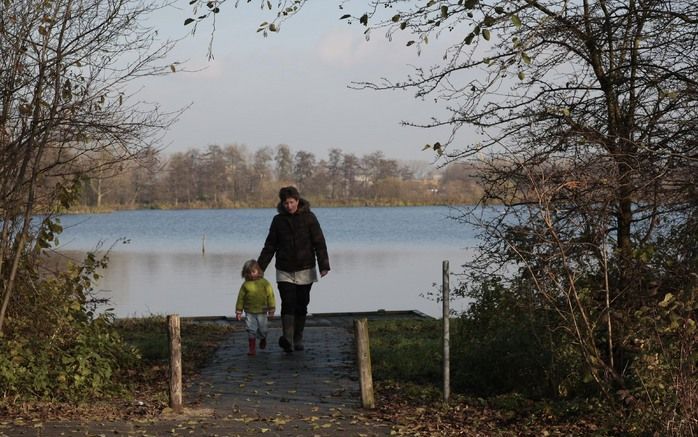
xmin=55 ymin=206 xmax=478 ymax=318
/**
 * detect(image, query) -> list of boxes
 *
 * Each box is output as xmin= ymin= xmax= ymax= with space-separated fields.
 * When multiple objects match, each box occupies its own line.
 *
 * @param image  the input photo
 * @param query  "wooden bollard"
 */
xmin=167 ymin=314 xmax=183 ymax=412
xmin=354 ymin=318 xmax=375 ymax=409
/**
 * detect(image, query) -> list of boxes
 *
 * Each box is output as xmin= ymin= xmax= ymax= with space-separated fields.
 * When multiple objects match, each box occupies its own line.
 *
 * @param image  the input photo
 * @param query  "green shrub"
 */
xmin=0 ymin=251 xmax=139 ymax=402
xmin=368 ymin=291 xmax=585 ymax=400
xmin=451 ymin=276 xmax=589 ymax=398
xmin=624 ymin=287 xmax=698 ymax=435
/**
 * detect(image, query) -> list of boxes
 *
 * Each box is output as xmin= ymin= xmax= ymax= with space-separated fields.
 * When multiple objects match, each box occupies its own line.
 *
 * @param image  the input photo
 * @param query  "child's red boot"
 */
xmin=247 ymin=338 xmax=256 ymax=356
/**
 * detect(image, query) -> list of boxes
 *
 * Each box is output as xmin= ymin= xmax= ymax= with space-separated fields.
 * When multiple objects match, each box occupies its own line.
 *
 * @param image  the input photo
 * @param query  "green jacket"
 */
xmin=236 ymin=278 xmax=276 ymax=314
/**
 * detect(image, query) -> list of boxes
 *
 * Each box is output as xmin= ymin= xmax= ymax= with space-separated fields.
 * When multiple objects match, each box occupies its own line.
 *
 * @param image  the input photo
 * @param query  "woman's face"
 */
xmin=283 ymin=197 xmax=299 ymax=214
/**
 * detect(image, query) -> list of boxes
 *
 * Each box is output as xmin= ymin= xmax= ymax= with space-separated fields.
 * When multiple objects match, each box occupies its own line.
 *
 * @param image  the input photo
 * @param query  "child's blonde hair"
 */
xmin=241 ymin=259 xmax=262 ymax=281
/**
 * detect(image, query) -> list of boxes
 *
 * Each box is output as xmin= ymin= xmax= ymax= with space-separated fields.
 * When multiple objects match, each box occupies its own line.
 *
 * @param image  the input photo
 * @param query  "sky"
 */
xmin=137 ymin=0 xmax=464 ymax=163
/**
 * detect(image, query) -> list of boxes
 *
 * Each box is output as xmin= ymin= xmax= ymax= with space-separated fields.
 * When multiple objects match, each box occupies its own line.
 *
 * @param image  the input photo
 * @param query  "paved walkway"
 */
xmin=2 ymin=313 xmax=431 ymax=436
xmin=179 ymin=318 xmax=391 ymax=435
xmin=187 ymin=325 xmax=360 ymax=414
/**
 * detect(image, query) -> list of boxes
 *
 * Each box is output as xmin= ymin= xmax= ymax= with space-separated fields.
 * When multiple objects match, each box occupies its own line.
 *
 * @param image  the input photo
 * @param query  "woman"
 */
xmin=257 ymin=186 xmax=330 ymax=353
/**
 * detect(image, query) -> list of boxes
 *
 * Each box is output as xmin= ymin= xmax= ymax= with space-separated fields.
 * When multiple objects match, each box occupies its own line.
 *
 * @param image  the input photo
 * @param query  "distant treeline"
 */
xmin=78 ymin=144 xmax=483 ymax=209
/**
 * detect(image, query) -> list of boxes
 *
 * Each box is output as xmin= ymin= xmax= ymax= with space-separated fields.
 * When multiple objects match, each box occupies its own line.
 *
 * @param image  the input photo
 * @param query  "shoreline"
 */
xmin=62 ymin=200 xmax=474 ymax=215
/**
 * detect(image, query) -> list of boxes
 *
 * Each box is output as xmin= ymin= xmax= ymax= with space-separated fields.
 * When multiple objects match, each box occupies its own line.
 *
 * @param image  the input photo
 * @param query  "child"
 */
xmin=236 ymin=259 xmax=276 ymax=356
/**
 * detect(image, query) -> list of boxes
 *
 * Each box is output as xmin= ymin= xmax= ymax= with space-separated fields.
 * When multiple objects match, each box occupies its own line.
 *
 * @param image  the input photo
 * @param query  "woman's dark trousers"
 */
xmin=277 ymin=282 xmax=312 ymax=352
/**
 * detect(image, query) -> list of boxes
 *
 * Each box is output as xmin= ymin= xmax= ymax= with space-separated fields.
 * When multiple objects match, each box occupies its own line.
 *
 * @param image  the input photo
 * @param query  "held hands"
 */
xmin=235 ymin=311 xmax=243 ymax=321
xmin=320 ymin=270 xmax=329 ymax=277
xmin=267 ymin=308 xmax=275 ymax=318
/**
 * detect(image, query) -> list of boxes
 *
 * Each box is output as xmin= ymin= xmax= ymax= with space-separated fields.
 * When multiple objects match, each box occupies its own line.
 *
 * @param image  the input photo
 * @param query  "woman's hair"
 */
xmin=241 ymin=259 xmax=262 ymax=280
xmin=278 ymin=186 xmax=300 ymax=202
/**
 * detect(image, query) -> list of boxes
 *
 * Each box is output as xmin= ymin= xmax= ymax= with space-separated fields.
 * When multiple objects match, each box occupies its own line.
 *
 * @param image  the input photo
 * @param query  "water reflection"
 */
xmin=54 ymin=207 xmax=480 ymax=318
xmin=91 ymin=248 xmax=471 ymax=318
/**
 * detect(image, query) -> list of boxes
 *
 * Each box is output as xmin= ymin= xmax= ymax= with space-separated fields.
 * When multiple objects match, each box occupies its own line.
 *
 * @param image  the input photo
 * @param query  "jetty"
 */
xmin=4 ymin=310 xmax=431 ymax=436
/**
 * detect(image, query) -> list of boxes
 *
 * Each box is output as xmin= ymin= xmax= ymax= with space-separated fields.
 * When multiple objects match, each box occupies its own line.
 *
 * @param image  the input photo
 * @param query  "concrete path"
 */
xmin=2 ymin=312 xmax=430 ymax=436
xmin=187 ymin=325 xmax=361 ymax=415
xmin=169 ymin=319 xmax=392 ymax=435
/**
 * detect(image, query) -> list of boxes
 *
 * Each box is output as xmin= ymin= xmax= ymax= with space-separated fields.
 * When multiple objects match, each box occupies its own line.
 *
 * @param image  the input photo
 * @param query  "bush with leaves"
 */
xmin=624 ymin=288 xmax=698 ymax=435
xmin=0 ymin=225 xmax=139 ymax=402
xmin=453 ymin=275 xmax=595 ymax=399
xmin=0 ymin=0 xmax=176 ymax=404
xmin=618 ymin=215 xmax=698 ymax=435
xmin=452 ymin=205 xmax=698 ymax=435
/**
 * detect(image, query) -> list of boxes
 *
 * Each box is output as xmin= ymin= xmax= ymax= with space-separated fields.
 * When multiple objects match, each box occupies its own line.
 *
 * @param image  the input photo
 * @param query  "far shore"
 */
xmin=60 ymin=200 xmax=478 ymax=215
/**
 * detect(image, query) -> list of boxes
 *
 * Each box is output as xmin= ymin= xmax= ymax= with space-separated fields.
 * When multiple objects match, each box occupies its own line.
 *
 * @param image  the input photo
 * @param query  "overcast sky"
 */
xmin=137 ymin=1 xmax=465 ymax=163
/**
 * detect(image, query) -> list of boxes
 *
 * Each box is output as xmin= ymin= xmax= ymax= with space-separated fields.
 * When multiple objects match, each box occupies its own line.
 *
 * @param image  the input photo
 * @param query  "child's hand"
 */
xmin=235 ymin=311 xmax=243 ymax=321
xmin=267 ymin=308 xmax=275 ymax=318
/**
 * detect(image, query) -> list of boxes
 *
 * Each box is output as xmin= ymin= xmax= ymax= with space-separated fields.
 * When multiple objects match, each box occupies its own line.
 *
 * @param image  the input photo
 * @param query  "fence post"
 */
xmin=443 ymin=260 xmax=450 ymax=403
xmin=354 ymin=318 xmax=375 ymax=409
xmin=167 ymin=314 xmax=183 ymax=412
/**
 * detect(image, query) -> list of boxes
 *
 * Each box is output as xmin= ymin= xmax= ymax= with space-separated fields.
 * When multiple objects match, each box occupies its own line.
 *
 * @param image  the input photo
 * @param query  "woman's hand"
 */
xmin=320 ymin=270 xmax=329 ymax=277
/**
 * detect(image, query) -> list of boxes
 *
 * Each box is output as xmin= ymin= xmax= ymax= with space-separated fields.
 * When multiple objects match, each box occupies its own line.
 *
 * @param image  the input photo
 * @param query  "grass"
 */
xmin=366 ymin=318 xmax=615 ymax=436
xmin=3 ymin=315 xmax=615 ymax=435
xmin=368 ymin=318 xmax=444 ymax=386
xmin=114 ymin=316 xmax=239 ymax=375
xmin=109 ymin=316 xmax=241 ymax=415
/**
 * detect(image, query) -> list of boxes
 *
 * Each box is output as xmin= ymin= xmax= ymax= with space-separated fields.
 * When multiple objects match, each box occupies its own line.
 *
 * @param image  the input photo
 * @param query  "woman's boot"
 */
xmin=279 ymin=315 xmax=294 ymax=353
xmin=293 ymin=314 xmax=306 ymax=351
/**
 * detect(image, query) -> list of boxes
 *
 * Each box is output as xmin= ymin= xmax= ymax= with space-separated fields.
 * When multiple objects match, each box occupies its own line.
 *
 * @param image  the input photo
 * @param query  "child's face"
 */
xmin=250 ymin=267 xmax=262 ymax=280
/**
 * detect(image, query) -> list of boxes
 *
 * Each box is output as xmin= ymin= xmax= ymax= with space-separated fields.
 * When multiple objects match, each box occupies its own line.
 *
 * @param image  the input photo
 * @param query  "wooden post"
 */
xmin=442 ymin=260 xmax=450 ymax=403
xmin=167 ymin=314 xmax=183 ymax=412
xmin=354 ymin=318 xmax=375 ymax=409
xmin=201 ymin=234 xmax=206 ymax=254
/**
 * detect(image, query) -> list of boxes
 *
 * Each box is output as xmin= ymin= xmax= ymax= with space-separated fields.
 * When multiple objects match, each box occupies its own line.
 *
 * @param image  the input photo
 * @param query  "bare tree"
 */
xmin=0 ymin=0 xmax=180 ymax=332
xmin=327 ymin=148 xmax=344 ymax=200
xmin=331 ymin=0 xmax=696 ymax=429
xmin=292 ymin=150 xmax=316 ymax=191
xmin=251 ymin=146 xmax=273 ymax=197
xmin=197 ymin=0 xmax=698 ymax=430
xmin=164 ymin=151 xmax=198 ymax=206
xmin=274 ymin=143 xmax=293 ymax=182
xmin=342 ymin=152 xmax=360 ymax=199
xmin=198 ymin=145 xmax=229 ymax=204
xmin=223 ymin=143 xmax=250 ymax=203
